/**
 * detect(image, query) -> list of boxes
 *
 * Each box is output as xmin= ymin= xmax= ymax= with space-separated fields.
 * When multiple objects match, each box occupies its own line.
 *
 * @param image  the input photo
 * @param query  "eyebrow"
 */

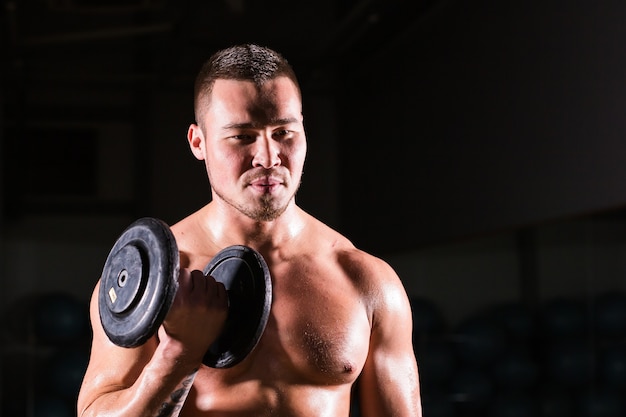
xmin=222 ymin=117 xmax=299 ymax=130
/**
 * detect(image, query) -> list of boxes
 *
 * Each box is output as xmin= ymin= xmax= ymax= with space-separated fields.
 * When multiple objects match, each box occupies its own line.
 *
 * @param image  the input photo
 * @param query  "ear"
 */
xmin=187 ymin=123 xmax=205 ymax=161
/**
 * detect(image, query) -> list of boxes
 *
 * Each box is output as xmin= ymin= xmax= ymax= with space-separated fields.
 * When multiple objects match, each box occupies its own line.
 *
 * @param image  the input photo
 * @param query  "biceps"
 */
xmin=359 ymin=293 xmax=421 ymax=414
xmin=78 ymin=284 xmax=156 ymax=414
xmin=359 ymin=346 xmax=421 ymax=417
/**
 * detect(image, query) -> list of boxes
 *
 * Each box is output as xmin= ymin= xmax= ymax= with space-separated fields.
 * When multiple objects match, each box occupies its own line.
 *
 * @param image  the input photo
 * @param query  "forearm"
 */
xmin=154 ymin=368 xmax=198 ymax=417
xmin=82 ymin=368 xmax=197 ymax=417
xmin=80 ymin=344 xmax=201 ymax=417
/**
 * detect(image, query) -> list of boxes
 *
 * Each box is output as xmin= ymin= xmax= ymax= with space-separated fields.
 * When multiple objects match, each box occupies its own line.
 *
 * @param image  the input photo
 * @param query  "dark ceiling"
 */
xmin=2 ymin=0 xmax=440 ymax=99
xmin=0 ymin=0 xmax=442 ymax=230
xmin=5 ymin=0 xmax=626 ymax=255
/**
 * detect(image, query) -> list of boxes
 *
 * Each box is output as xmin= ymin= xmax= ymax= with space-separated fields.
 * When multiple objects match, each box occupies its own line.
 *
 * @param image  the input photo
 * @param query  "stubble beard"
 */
xmin=213 ymin=183 xmax=299 ymax=222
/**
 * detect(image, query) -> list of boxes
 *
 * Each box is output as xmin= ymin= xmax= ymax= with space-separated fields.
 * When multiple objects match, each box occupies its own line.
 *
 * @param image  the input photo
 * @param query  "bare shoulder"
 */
xmin=307 ymin=215 xmax=407 ymax=308
xmin=169 ymin=208 xmax=203 ymax=242
xmin=168 ymin=207 xmax=220 ymax=268
xmin=311 ymin=222 xmax=415 ymax=350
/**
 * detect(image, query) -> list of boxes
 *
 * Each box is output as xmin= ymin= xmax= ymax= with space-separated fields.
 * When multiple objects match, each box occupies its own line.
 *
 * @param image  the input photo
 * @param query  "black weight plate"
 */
xmin=202 ymin=245 xmax=272 ymax=368
xmin=99 ymin=217 xmax=179 ymax=348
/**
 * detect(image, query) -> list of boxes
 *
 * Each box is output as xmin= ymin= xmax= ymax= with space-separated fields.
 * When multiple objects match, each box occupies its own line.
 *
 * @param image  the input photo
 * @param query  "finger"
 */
xmin=189 ymin=269 xmax=207 ymax=292
xmin=177 ymin=268 xmax=192 ymax=290
xmin=213 ymin=280 xmax=228 ymax=307
xmin=215 ymin=280 xmax=227 ymax=298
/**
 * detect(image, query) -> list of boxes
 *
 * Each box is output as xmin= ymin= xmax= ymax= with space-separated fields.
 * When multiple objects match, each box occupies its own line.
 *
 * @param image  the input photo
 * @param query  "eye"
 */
xmin=232 ymin=133 xmax=256 ymax=141
xmin=272 ymin=129 xmax=293 ymax=140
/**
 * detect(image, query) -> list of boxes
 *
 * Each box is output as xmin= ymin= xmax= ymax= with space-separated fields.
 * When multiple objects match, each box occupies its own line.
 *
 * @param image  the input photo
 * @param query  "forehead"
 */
xmin=204 ymin=77 xmax=302 ymax=125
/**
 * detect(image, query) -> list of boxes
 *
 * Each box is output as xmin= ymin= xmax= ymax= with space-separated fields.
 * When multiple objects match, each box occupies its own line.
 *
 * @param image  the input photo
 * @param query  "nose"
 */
xmin=252 ymin=135 xmax=281 ymax=169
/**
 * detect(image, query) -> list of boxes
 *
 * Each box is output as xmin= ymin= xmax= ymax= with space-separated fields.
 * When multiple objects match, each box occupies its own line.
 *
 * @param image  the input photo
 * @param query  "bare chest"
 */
xmin=186 ymin=254 xmax=372 ymax=415
xmin=205 ymin=259 xmax=371 ymax=381
xmin=263 ymin=259 xmax=372 ymax=378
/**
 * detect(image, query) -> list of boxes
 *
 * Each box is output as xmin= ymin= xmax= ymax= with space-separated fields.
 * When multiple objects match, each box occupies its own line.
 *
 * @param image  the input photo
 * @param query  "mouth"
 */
xmin=248 ymin=175 xmax=283 ymax=192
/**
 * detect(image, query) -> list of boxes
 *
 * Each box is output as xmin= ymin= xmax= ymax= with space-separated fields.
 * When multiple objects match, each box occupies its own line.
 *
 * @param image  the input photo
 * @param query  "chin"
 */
xmin=249 ymin=205 xmax=287 ymax=222
xmin=246 ymin=197 xmax=291 ymax=222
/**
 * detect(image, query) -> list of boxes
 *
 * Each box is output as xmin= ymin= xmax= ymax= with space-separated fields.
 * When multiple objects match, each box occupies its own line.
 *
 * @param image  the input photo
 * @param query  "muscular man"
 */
xmin=77 ymin=44 xmax=421 ymax=417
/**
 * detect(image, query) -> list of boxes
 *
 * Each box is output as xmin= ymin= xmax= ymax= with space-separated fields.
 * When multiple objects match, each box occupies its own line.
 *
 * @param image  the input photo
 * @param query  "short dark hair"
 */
xmin=193 ymin=44 xmax=301 ymax=121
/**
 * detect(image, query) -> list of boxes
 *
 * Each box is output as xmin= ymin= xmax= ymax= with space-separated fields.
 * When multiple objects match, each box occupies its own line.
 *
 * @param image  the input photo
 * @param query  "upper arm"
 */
xmin=77 ymin=280 xmax=158 ymax=416
xmin=358 ymin=260 xmax=422 ymax=417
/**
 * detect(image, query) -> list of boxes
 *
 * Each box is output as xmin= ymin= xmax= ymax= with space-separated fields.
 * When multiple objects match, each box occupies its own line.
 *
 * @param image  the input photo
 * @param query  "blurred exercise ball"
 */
xmin=421 ymin=391 xmax=454 ymax=417
xmin=410 ymin=297 xmax=445 ymax=341
xmin=593 ymin=291 xmax=626 ymax=340
xmin=33 ymin=292 xmax=89 ymax=345
xmin=489 ymin=302 xmax=535 ymax=343
xmin=34 ymin=395 xmax=72 ymax=417
xmin=416 ymin=339 xmax=457 ymax=389
xmin=539 ymin=387 xmax=574 ymax=417
xmin=453 ymin=315 xmax=507 ymax=367
xmin=492 ymin=349 xmax=539 ymax=390
xmin=598 ymin=344 xmax=626 ymax=387
xmin=540 ymin=297 xmax=587 ymax=341
xmin=3 ymin=293 xmax=41 ymax=341
xmin=449 ymin=367 xmax=493 ymax=411
xmin=578 ymin=388 xmax=623 ymax=417
xmin=44 ymin=348 xmax=90 ymax=400
xmin=490 ymin=392 xmax=537 ymax=417
xmin=544 ymin=341 xmax=595 ymax=388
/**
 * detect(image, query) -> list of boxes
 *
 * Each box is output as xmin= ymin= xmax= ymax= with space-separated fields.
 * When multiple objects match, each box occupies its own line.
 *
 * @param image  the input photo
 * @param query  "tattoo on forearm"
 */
xmin=155 ymin=371 xmax=197 ymax=417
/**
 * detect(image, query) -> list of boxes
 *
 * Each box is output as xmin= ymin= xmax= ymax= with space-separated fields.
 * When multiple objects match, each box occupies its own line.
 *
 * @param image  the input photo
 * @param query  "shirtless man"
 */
xmin=77 ymin=44 xmax=421 ymax=417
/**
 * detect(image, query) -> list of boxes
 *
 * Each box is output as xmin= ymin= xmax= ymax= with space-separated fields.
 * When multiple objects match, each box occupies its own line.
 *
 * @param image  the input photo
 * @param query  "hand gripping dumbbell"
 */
xmin=98 ymin=217 xmax=272 ymax=368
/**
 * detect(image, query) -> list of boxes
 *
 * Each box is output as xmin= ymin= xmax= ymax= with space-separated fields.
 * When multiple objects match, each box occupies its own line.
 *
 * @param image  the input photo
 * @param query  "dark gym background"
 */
xmin=3 ymin=0 xmax=626 ymax=416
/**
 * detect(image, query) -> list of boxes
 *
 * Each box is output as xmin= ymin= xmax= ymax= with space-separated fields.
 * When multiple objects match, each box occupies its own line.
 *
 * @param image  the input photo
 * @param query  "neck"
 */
xmin=200 ymin=200 xmax=306 ymax=251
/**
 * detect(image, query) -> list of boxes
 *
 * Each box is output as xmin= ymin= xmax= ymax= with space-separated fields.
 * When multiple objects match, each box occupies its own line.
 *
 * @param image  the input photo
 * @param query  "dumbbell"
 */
xmin=98 ymin=217 xmax=272 ymax=368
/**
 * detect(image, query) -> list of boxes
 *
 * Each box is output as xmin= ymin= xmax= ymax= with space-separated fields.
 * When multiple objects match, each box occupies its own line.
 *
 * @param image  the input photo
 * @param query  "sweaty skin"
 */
xmin=77 ymin=76 xmax=421 ymax=417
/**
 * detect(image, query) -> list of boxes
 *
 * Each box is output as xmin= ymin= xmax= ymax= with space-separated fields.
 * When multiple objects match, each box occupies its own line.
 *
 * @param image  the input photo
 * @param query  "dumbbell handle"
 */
xmin=99 ymin=217 xmax=272 ymax=369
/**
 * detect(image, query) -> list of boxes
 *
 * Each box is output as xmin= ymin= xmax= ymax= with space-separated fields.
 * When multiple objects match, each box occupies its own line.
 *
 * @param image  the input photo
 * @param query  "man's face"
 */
xmin=189 ymin=76 xmax=306 ymax=222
